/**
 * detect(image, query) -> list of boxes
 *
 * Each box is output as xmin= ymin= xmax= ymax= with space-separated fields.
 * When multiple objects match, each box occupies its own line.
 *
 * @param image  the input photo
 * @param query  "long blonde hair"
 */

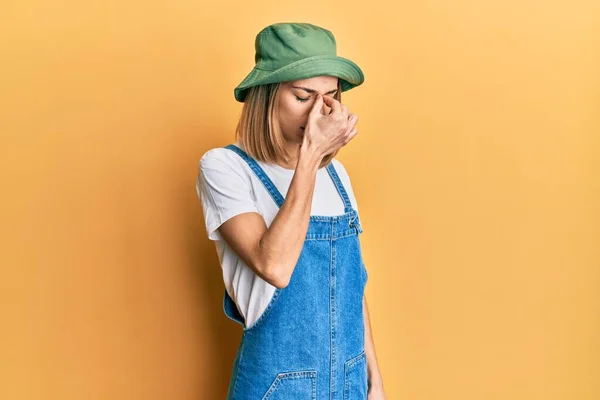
xmin=235 ymin=80 xmax=343 ymax=169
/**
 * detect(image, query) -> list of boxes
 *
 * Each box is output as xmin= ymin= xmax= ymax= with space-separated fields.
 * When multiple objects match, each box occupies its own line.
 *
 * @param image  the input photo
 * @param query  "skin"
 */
xmin=275 ymin=76 xmax=342 ymax=168
xmin=219 ymin=76 xmax=386 ymax=398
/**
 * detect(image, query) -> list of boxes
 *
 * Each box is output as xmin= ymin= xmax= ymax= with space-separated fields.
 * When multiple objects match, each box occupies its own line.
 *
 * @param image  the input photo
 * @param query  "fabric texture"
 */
xmin=216 ymin=143 xmax=369 ymax=399
xmin=196 ymin=140 xmax=360 ymax=329
xmin=234 ymin=22 xmax=364 ymax=102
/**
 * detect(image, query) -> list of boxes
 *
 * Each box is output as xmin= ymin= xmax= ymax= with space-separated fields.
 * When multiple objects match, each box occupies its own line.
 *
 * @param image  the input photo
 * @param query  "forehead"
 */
xmin=285 ymin=76 xmax=338 ymax=91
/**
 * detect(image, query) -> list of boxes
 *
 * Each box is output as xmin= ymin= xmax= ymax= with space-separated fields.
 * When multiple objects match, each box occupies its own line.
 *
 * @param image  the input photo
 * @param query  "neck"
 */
xmin=277 ymin=140 xmax=301 ymax=170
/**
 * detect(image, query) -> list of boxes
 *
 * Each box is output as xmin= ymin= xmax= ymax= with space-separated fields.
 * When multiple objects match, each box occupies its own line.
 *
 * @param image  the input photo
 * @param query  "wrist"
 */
xmin=368 ymin=370 xmax=384 ymax=388
xmin=297 ymin=144 xmax=323 ymax=171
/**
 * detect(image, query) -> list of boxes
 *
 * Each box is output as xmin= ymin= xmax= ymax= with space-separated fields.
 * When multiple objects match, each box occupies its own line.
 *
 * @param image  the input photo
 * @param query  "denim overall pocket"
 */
xmin=261 ymin=370 xmax=317 ymax=399
xmin=343 ymin=350 xmax=368 ymax=399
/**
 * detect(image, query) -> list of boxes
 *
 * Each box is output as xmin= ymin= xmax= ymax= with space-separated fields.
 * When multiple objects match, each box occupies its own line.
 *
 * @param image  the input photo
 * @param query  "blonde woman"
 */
xmin=196 ymin=22 xmax=386 ymax=400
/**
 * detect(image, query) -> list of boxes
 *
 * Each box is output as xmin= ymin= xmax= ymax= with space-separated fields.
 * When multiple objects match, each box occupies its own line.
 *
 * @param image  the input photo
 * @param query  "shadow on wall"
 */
xmin=177 ymin=121 xmax=243 ymax=398
xmin=190 ymin=236 xmax=241 ymax=398
xmin=165 ymin=31 xmax=246 ymax=397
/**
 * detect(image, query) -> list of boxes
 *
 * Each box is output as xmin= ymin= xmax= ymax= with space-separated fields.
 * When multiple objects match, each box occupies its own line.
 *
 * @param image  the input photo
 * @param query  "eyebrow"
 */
xmin=292 ymin=86 xmax=338 ymax=95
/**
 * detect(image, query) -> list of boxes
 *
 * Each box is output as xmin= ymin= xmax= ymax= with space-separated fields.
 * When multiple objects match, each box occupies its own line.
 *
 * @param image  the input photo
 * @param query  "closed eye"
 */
xmin=295 ymin=96 xmax=309 ymax=103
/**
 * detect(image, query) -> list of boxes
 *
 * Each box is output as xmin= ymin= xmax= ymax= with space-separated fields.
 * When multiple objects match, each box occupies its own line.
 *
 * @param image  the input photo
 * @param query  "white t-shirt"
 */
xmin=195 ymin=140 xmax=360 ymax=327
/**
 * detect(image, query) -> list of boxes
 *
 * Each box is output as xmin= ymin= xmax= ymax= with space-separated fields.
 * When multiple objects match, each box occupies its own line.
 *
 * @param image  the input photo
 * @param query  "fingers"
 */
xmin=322 ymin=94 xmax=341 ymax=116
xmin=348 ymin=113 xmax=358 ymax=127
xmin=321 ymin=98 xmax=330 ymax=115
xmin=316 ymin=95 xmax=359 ymax=147
xmin=341 ymin=104 xmax=349 ymax=122
xmin=346 ymin=113 xmax=359 ymax=133
xmin=346 ymin=113 xmax=358 ymax=143
xmin=345 ymin=127 xmax=358 ymax=144
xmin=309 ymin=94 xmax=324 ymax=116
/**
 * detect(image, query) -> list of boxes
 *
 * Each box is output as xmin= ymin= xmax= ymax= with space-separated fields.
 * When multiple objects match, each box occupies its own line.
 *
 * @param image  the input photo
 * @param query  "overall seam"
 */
xmin=329 ymin=222 xmax=336 ymax=400
xmin=220 ymin=143 xmax=366 ymax=399
xmin=231 ymin=332 xmax=246 ymax=399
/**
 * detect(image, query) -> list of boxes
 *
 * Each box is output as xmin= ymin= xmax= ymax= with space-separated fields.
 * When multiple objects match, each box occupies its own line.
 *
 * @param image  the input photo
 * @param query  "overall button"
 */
xmin=349 ymin=216 xmax=362 ymax=234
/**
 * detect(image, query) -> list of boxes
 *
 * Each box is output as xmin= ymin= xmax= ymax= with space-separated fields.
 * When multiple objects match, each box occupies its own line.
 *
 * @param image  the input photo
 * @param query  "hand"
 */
xmin=301 ymin=94 xmax=359 ymax=158
xmin=368 ymin=383 xmax=387 ymax=400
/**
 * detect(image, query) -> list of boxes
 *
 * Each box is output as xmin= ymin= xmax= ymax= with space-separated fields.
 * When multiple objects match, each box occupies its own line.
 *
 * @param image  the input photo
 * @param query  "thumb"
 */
xmin=309 ymin=94 xmax=324 ymax=116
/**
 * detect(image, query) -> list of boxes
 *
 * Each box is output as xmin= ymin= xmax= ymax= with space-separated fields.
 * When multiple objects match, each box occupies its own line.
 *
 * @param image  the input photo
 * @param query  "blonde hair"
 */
xmin=235 ymin=80 xmax=344 ymax=169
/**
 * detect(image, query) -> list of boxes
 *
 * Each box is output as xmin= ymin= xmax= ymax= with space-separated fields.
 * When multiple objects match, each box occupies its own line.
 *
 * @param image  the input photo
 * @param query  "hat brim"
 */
xmin=234 ymin=55 xmax=364 ymax=102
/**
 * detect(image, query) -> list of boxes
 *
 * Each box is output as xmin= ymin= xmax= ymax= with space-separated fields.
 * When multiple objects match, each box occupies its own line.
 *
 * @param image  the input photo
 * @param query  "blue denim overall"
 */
xmin=222 ymin=144 xmax=369 ymax=400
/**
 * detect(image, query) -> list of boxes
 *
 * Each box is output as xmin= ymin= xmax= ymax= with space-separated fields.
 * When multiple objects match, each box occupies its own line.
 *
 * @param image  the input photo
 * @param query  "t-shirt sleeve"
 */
xmin=196 ymin=153 xmax=260 ymax=241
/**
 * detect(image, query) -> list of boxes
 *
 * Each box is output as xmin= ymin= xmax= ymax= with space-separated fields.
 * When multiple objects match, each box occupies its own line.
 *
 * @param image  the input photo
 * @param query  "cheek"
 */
xmin=279 ymin=101 xmax=306 ymax=125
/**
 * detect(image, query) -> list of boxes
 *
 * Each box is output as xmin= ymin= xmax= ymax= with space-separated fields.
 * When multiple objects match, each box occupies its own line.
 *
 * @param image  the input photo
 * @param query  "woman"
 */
xmin=197 ymin=22 xmax=386 ymax=399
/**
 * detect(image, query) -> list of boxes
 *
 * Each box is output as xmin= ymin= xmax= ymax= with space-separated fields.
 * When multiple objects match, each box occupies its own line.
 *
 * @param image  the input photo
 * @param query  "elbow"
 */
xmin=254 ymin=240 xmax=290 ymax=289
xmin=272 ymin=276 xmax=290 ymax=289
xmin=262 ymin=263 xmax=291 ymax=289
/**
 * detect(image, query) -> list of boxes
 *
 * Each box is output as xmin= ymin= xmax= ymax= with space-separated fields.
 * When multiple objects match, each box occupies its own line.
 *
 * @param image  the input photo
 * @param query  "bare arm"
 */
xmin=364 ymin=295 xmax=386 ymax=396
xmin=217 ymin=145 xmax=322 ymax=288
xmin=216 ymin=94 xmax=358 ymax=289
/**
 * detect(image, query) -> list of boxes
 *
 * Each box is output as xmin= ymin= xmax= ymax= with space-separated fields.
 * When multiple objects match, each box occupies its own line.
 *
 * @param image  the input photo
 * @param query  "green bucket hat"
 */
xmin=234 ymin=22 xmax=365 ymax=102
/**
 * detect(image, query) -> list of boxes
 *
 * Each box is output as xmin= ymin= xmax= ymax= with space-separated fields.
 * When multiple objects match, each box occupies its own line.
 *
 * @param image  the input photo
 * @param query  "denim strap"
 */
xmin=224 ymin=144 xmax=353 ymax=212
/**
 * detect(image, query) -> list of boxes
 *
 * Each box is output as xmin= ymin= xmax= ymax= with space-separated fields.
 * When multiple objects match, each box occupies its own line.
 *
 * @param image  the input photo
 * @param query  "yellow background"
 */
xmin=1 ymin=1 xmax=599 ymax=399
